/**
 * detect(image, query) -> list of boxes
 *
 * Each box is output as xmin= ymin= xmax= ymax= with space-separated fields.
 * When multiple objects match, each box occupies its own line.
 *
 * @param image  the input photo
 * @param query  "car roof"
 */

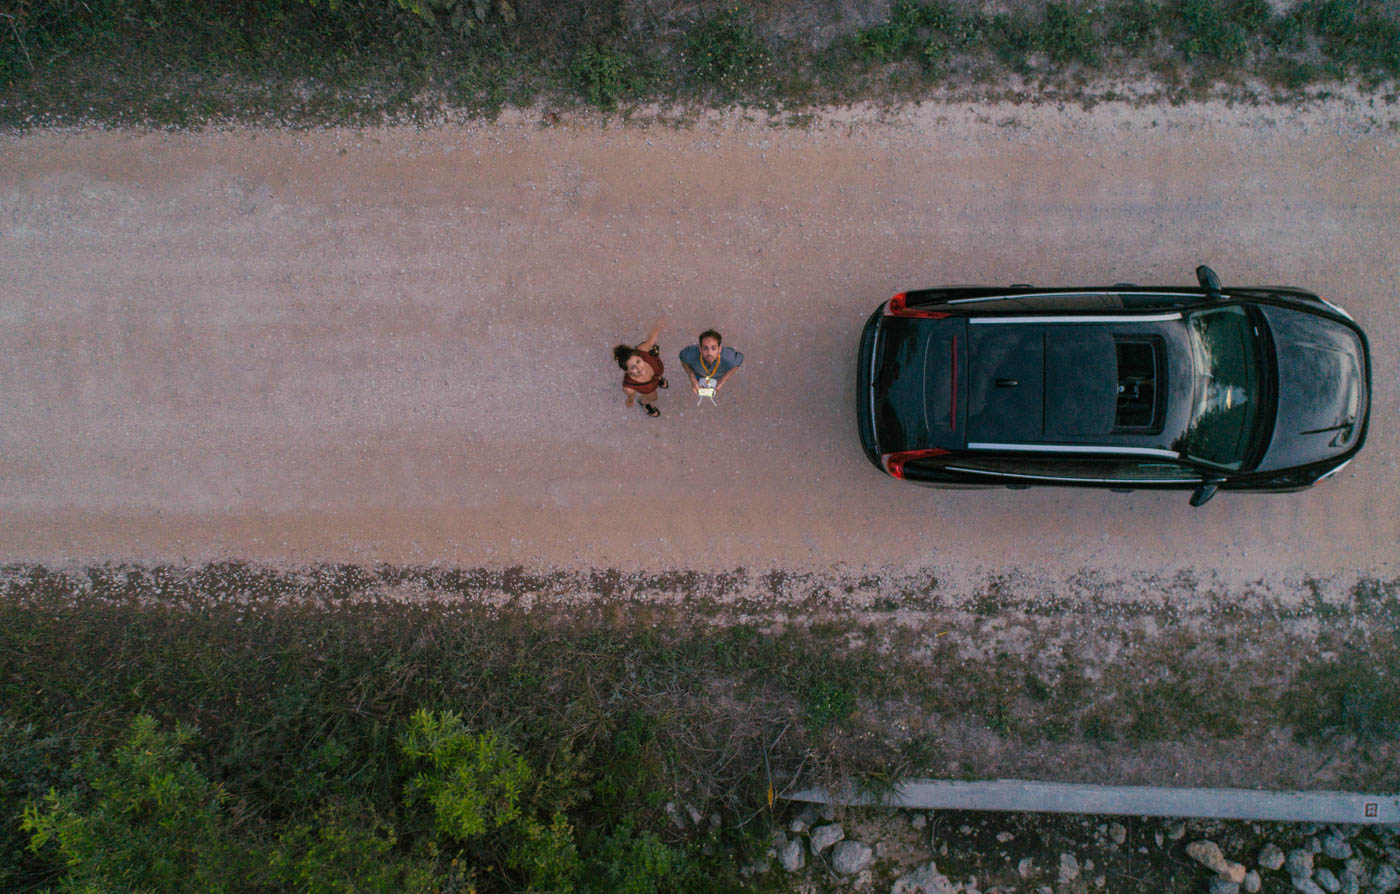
xmin=963 ymin=314 xmax=1194 ymax=450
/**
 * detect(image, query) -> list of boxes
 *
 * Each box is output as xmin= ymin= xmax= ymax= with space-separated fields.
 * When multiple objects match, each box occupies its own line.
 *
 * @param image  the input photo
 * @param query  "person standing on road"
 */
xmin=679 ymin=329 xmax=743 ymax=399
xmin=614 ymin=319 xmax=668 ymax=417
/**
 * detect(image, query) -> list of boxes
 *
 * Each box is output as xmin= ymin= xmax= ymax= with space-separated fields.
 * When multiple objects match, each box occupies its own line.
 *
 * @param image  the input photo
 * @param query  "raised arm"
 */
xmin=636 ymin=319 xmax=664 ymax=353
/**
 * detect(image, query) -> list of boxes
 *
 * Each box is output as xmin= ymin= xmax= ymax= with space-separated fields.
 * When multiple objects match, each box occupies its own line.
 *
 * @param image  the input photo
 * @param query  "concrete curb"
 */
xmin=787 ymin=779 xmax=1400 ymax=825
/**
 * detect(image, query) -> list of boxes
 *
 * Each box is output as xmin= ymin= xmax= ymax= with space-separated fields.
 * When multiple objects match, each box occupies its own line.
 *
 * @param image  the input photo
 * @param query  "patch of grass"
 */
xmin=4 ymin=0 xmax=1400 ymax=127
xmin=1282 ymin=644 xmax=1400 ymax=744
xmin=684 ymin=6 xmax=772 ymax=98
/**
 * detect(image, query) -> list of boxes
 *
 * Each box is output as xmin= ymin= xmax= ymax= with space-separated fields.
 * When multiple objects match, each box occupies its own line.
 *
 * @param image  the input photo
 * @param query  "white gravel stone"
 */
xmin=1316 ymin=868 xmax=1341 ymax=893
xmin=831 ymin=840 xmax=873 ymax=875
xmin=911 ymin=813 xmax=927 ymax=830
xmin=1323 ymin=834 xmax=1353 ymax=860
xmin=1059 ymin=853 xmax=1080 ymax=884
xmin=1259 ymin=844 xmax=1286 ymax=871
xmin=779 ymin=837 xmax=805 ymax=872
xmin=809 ymin=823 xmax=844 ymax=854
xmin=890 ymin=861 xmax=958 ymax=894
xmin=1243 ymin=869 xmax=1261 ymax=893
xmin=1373 ymin=863 xmax=1400 ymax=893
xmin=1109 ymin=822 xmax=1127 ymax=845
xmin=1188 ymin=840 xmax=1246 ymax=884
xmin=1286 ymin=849 xmax=1316 ymax=878
xmin=1292 ymin=876 xmax=1326 ymax=894
xmin=1017 ymin=857 xmax=1036 ymax=879
xmin=1209 ymin=879 xmax=1241 ymax=894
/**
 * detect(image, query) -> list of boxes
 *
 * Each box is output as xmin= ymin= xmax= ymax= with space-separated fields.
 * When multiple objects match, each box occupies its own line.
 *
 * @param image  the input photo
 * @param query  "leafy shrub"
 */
xmin=684 ymin=6 xmax=771 ymax=96
xmin=401 ymin=708 xmax=582 ymax=890
xmin=1107 ymin=0 xmax=1164 ymax=49
xmin=570 ymin=45 xmax=634 ymax=109
xmin=1173 ymin=0 xmax=1248 ymax=62
xmin=21 ymin=714 xmax=239 ymax=892
xmin=1044 ymin=2 xmax=1102 ymax=66
xmin=401 ymin=708 xmax=532 ymax=840
xmin=268 ymin=804 xmax=423 ymax=894
xmin=990 ymin=12 xmax=1039 ymax=69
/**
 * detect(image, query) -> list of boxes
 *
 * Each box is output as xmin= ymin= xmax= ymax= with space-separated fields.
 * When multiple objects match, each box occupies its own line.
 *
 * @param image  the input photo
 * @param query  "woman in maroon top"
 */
xmin=614 ymin=319 xmax=668 ymax=417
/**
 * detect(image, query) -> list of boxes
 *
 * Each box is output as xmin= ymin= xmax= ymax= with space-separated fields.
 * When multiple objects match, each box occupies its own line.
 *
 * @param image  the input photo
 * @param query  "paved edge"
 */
xmin=788 ymin=780 xmax=1400 ymax=825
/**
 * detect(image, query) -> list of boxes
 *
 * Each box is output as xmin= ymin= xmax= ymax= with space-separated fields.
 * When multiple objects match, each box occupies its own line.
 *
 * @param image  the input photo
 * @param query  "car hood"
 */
xmin=1256 ymin=306 xmax=1368 ymax=471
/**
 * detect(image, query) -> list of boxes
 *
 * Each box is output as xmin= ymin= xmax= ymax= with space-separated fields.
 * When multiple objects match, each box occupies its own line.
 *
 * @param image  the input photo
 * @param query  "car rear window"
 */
xmin=876 ymin=319 xmax=965 ymax=450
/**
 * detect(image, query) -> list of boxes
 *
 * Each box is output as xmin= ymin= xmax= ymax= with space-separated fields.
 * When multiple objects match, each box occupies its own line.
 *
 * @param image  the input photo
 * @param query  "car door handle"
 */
xmin=996 ymin=378 xmax=1018 ymax=387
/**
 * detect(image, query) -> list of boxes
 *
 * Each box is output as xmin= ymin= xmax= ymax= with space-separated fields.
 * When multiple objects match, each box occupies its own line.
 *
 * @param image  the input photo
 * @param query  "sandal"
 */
xmin=643 ymin=403 xmax=661 ymax=417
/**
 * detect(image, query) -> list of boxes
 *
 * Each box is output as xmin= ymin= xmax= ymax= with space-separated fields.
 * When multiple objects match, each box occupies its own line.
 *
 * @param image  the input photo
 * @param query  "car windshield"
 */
xmin=1173 ymin=305 xmax=1268 ymax=469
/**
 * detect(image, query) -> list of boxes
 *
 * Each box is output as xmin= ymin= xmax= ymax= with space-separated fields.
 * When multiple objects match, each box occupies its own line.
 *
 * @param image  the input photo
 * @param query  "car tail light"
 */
xmin=885 ymin=292 xmax=950 ymax=319
xmin=881 ymin=448 xmax=950 ymax=480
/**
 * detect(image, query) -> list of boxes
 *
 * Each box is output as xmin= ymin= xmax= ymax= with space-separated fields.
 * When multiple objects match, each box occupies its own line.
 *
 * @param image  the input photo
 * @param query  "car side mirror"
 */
xmin=1189 ymin=479 xmax=1223 ymax=507
xmin=1195 ymin=265 xmax=1224 ymax=301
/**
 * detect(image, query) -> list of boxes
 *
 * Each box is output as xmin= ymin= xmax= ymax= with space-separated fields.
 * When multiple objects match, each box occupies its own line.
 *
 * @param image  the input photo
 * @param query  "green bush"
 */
xmin=21 ymin=714 xmax=240 ymax=893
xmin=1044 ymin=2 xmax=1102 ymax=66
xmin=1173 ymin=0 xmax=1248 ymax=63
xmin=570 ymin=45 xmax=634 ymax=109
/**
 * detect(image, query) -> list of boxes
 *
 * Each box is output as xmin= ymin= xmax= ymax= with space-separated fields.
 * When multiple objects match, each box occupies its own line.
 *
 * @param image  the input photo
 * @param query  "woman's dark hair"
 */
xmin=614 ymin=344 xmax=642 ymax=370
xmin=698 ymin=329 xmax=723 ymax=346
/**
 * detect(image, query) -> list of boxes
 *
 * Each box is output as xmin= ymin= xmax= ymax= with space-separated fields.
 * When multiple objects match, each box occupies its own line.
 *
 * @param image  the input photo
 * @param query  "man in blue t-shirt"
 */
xmin=678 ymin=329 xmax=743 ymax=398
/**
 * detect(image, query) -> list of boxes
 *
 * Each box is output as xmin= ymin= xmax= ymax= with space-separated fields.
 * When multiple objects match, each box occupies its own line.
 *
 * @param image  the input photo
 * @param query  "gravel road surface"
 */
xmin=2 ymin=99 xmax=1396 ymax=586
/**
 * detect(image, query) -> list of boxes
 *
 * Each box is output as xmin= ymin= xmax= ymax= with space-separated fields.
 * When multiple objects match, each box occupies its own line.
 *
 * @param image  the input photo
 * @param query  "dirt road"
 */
xmin=2 ymin=99 xmax=1396 ymax=587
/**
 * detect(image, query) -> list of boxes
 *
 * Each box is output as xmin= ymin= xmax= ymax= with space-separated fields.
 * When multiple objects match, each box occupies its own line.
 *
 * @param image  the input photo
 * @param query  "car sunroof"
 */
xmin=1114 ymin=338 xmax=1163 ymax=431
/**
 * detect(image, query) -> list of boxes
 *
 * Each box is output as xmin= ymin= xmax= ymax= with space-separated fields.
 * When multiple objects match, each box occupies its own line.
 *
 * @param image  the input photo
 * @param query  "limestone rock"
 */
xmin=1187 ymin=840 xmax=1246 ymax=884
xmin=1315 ymin=868 xmax=1340 ymax=893
xmin=831 ymin=840 xmax=874 ymax=875
xmin=809 ymin=823 xmax=844 ymax=854
xmin=1259 ymin=844 xmax=1285 ymax=871
xmin=1059 ymin=853 xmax=1080 ymax=884
xmin=779 ymin=837 xmax=805 ymax=872
xmin=1373 ymin=863 xmax=1400 ymax=893
xmin=1323 ymin=834 xmax=1353 ymax=861
xmin=890 ymin=861 xmax=959 ymax=894
xmin=1243 ymin=869 xmax=1261 ymax=893
xmin=1286 ymin=849 xmax=1315 ymax=878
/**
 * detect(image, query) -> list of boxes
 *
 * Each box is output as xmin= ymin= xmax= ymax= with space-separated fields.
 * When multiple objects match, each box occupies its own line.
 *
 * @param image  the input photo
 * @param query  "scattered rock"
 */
xmin=809 ymin=823 xmax=844 ymax=854
xmin=1187 ymin=840 xmax=1247 ymax=884
xmin=1293 ymin=876 xmax=1326 ymax=894
xmin=1168 ymin=823 xmax=1187 ymax=840
xmin=779 ymin=837 xmax=805 ymax=872
xmin=1316 ymin=868 xmax=1341 ymax=893
xmin=831 ymin=840 xmax=874 ymax=875
xmin=1323 ymin=834 xmax=1353 ymax=860
xmin=1109 ymin=822 xmax=1127 ymax=846
xmin=1259 ymin=844 xmax=1286 ymax=871
xmin=664 ymin=801 xmax=687 ymax=830
xmin=1339 ymin=873 xmax=1359 ymax=894
xmin=1209 ymin=879 xmax=1241 ymax=894
xmin=1059 ymin=853 xmax=1080 ymax=884
xmin=1017 ymin=857 xmax=1036 ymax=879
xmin=1373 ymin=863 xmax=1400 ymax=893
xmin=685 ymin=803 xmax=703 ymax=826
xmin=1244 ymin=869 xmax=1261 ymax=893
xmin=890 ymin=861 xmax=959 ymax=894
xmin=1286 ymin=849 xmax=1315 ymax=879
xmin=911 ymin=813 xmax=927 ymax=830
xmin=996 ymin=831 xmax=1014 ymax=843
xmin=819 ymin=802 xmax=837 ymax=822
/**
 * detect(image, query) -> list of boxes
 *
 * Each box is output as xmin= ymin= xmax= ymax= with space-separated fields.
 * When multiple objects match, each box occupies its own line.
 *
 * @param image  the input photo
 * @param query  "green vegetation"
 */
xmin=2 ymin=0 xmax=1398 ymax=128
xmin=2 ymin=564 xmax=1399 ymax=889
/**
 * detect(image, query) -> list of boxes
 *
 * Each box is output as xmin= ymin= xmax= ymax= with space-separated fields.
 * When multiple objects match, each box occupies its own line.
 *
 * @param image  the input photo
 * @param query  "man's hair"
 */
xmin=614 ymin=344 xmax=644 ymax=370
xmin=698 ymin=329 xmax=723 ymax=346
